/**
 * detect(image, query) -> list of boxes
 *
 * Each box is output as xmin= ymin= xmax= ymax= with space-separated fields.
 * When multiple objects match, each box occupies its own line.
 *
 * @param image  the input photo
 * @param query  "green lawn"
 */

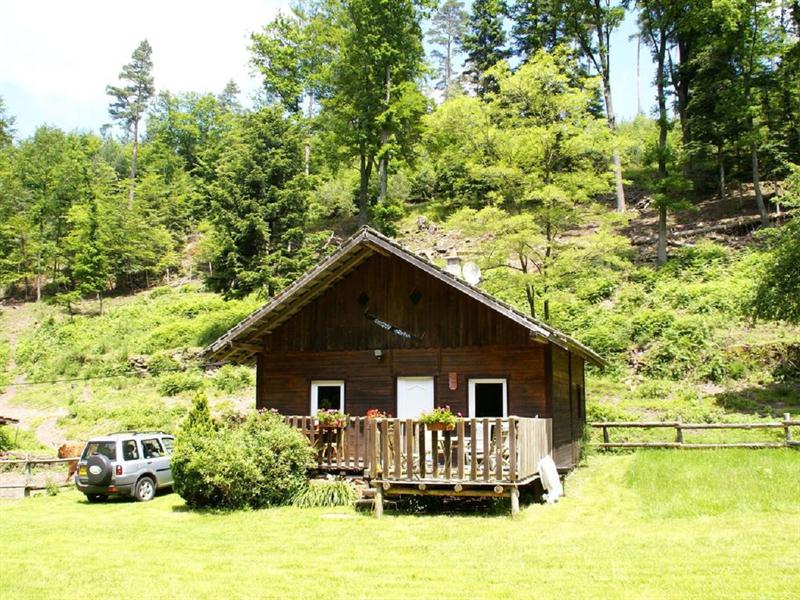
xmin=2 ymin=451 xmax=798 ymax=599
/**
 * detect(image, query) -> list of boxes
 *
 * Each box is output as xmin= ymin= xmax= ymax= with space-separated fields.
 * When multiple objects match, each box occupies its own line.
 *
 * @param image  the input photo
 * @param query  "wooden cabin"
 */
xmin=205 ymin=227 xmax=603 ymax=479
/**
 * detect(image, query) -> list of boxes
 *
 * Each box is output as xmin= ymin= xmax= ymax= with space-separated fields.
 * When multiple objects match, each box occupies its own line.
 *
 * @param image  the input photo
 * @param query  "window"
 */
xmin=141 ymin=438 xmax=165 ymax=459
xmin=161 ymin=437 xmax=175 ymax=454
xmin=81 ymin=441 xmax=117 ymax=461
xmin=311 ymin=381 xmax=345 ymax=413
xmin=122 ymin=439 xmax=140 ymax=461
xmin=468 ymin=379 xmax=508 ymax=418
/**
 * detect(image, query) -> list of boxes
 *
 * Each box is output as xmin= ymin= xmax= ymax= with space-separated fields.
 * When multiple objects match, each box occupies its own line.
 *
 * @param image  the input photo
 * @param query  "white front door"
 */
xmin=396 ymin=377 xmax=434 ymax=419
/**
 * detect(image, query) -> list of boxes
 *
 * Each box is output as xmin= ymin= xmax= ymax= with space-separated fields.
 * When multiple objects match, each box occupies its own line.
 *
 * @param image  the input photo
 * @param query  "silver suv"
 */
xmin=74 ymin=432 xmax=175 ymax=502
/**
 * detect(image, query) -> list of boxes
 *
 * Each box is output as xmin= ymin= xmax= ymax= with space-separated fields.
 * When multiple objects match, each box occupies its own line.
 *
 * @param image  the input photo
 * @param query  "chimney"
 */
xmin=444 ymin=254 xmax=462 ymax=278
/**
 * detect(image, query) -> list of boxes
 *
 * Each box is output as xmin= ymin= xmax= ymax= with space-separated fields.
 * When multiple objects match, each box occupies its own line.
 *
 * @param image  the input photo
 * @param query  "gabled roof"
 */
xmin=203 ymin=227 xmax=605 ymax=366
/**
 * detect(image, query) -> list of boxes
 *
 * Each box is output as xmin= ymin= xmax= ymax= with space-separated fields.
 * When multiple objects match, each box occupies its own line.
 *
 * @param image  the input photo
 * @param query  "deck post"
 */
xmin=510 ymin=486 xmax=520 ymax=518
xmin=374 ymin=485 xmax=384 ymax=519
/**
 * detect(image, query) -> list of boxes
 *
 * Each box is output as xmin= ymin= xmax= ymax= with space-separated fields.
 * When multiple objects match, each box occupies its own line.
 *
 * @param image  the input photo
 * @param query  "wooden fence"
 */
xmin=590 ymin=413 xmax=800 ymax=449
xmin=0 ymin=457 xmax=76 ymax=497
xmin=368 ymin=417 xmax=552 ymax=485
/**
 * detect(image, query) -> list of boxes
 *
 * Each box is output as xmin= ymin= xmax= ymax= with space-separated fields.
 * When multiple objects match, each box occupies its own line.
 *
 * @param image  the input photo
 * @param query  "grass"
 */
xmin=1 ymin=451 xmax=798 ymax=599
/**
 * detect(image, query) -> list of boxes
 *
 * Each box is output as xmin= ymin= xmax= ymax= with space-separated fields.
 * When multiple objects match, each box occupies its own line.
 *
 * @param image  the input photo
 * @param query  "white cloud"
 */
xmin=0 ymin=0 xmax=287 ymax=135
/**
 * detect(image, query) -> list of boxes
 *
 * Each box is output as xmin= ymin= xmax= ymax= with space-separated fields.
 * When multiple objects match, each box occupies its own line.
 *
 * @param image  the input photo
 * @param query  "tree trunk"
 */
xmin=445 ymin=36 xmax=452 ymax=100
xmin=600 ymin=59 xmax=625 ymax=212
xmin=657 ymin=205 xmax=668 ymax=265
xmin=751 ymin=143 xmax=769 ymax=226
xmin=304 ymin=94 xmax=313 ymax=176
xmin=718 ymin=145 xmax=726 ymax=203
xmin=655 ymin=34 xmax=669 ymax=266
xmin=129 ymin=117 xmax=139 ymax=207
xmin=377 ymin=65 xmax=392 ymax=206
xmin=358 ymin=149 xmax=372 ymax=227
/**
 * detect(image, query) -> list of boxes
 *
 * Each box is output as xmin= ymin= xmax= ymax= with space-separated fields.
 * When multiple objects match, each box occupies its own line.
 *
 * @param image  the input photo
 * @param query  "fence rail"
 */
xmin=590 ymin=413 xmax=800 ymax=449
xmin=0 ymin=456 xmax=76 ymax=496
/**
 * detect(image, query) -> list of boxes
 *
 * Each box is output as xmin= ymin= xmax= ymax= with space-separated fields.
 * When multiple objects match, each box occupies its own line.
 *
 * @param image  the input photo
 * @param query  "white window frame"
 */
xmin=468 ymin=378 xmax=508 ymax=418
xmin=310 ymin=380 xmax=345 ymax=414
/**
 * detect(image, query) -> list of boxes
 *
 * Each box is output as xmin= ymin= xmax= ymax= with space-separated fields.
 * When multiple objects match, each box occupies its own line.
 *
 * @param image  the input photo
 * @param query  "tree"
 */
xmin=462 ymin=0 xmax=510 ymax=96
xmin=205 ymin=107 xmax=317 ymax=297
xmin=0 ymin=97 xmax=14 ymax=147
xmin=218 ymin=80 xmax=242 ymax=113
xmin=509 ymin=1 xmax=627 ymax=210
xmin=106 ymin=40 xmax=155 ymax=205
xmin=324 ymin=0 xmax=429 ymax=225
xmin=510 ymin=0 xmax=565 ymax=57
xmin=427 ymin=0 xmax=468 ymax=99
xmin=250 ymin=4 xmax=336 ymax=176
xmin=442 ymin=50 xmax=614 ymax=316
xmin=637 ymin=0 xmax=688 ymax=263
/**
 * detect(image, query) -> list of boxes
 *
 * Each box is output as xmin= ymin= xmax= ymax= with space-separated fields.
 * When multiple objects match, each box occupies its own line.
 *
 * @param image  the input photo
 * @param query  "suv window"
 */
xmin=122 ymin=439 xmax=140 ymax=461
xmin=82 ymin=441 xmax=117 ymax=461
xmin=142 ymin=438 xmax=165 ymax=459
xmin=161 ymin=437 xmax=174 ymax=454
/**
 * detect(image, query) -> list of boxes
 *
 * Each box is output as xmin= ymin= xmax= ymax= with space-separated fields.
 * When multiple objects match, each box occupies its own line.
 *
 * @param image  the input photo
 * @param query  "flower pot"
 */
xmin=425 ymin=422 xmax=455 ymax=432
xmin=319 ymin=421 xmax=345 ymax=430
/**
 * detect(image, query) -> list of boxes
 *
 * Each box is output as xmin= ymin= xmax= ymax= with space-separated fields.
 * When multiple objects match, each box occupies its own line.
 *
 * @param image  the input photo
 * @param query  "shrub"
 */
xmin=292 ymin=480 xmax=357 ymax=508
xmin=0 ymin=426 xmax=11 ymax=452
xmin=157 ymin=371 xmax=204 ymax=396
xmin=211 ymin=365 xmax=254 ymax=393
xmin=172 ymin=396 xmax=315 ymax=510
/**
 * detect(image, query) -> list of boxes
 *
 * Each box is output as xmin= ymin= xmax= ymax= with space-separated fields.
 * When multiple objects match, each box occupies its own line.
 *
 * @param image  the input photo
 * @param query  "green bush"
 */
xmin=292 ymin=480 xmax=357 ymax=508
xmin=211 ymin=365 xmax=254 ymax=393
xmin=0 ymin=426 xmax=11 ymax=452
xmin=157 ymin=371 xmax=204 ymax=396
xmin=172 ymin=396 xmax=315 ymax=510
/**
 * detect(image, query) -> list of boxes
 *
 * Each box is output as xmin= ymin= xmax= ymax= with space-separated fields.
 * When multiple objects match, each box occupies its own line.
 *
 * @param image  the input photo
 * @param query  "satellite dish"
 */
xmin=462 ymin=261 xmax=482 ymax=286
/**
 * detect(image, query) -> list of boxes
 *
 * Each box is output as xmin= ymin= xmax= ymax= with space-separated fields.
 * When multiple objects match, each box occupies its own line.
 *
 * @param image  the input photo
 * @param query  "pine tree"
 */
xmin=106 ymin=40 xmax=155 ymax=205
xmin=0 ymin=97 xmax=14 ymax=147
xmin=427 ymin=0 xmax=468 ymax=99
xmin=510 ymin=0 xmax=564 ymax=58
xmin=462 ymin=0 xmax=510 ymax=97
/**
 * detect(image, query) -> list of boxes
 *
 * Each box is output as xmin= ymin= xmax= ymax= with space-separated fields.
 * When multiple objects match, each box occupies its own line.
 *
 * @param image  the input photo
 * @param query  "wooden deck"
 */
xmin=286 ymin=416 xmax=553 ymax=516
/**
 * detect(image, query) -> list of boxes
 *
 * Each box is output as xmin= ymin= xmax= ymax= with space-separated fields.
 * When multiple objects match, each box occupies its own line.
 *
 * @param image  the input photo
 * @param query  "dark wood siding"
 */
xmin=551 ymin=345 xmax=574 ymax=469
xmin=264 ymin=253 xmax=532 ymax=352
xmin=571 ymin=352 xmax=585 ymax=463
xmin=258 ymin=345 xmax=547 ymax=419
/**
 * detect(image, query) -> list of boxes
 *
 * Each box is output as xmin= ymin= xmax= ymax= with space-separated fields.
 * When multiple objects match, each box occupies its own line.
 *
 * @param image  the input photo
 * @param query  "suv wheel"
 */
xmin=86 ymin=493 xmax=107 ymax=503
xmin=135 ymin=477 xmax=156 ymax=502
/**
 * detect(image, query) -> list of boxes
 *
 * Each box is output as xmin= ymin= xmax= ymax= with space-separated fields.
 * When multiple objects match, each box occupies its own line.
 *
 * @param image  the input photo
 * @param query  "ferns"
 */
xmin=291 ymin=480 xmax=357 ymax=508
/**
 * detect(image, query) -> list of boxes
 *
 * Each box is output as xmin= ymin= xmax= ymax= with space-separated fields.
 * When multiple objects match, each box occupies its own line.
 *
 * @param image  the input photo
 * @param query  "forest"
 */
xmin=0 ymin=0 xmax=797 ymax=317
xmin=1 ymin=0 xmax=800 ymax=427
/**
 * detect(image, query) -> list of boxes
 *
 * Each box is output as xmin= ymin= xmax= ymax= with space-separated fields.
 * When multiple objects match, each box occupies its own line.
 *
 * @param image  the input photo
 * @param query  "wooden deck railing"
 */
xmin=368 ymin=417 xmax=552 ymax=485
xmin=590 ymin=414 xmax=800 ymax=449
xmin=285 ymin=416 xmax=372 ymax=471
xmin=285 ymin=416 xmax=554 ymax=484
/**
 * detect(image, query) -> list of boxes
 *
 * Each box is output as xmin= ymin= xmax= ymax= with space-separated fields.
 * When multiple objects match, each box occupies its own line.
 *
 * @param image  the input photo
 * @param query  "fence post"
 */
xmin=784 ymin=413 xmax=792 ymax=445
xmin=24 ymin=460 xmax=32 ymax=497
xmin=602 ymin=425 xmax=610 ymax=445
xmin=675 ymin=417 xmax=684 ymax=445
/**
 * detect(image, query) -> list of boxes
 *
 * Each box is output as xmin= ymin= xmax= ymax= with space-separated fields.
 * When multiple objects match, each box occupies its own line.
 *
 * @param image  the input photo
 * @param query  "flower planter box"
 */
xmin=425 ymin=422 xmax=455 ymax=432
xmin=319 ymin=422 xmax=347 ymax=430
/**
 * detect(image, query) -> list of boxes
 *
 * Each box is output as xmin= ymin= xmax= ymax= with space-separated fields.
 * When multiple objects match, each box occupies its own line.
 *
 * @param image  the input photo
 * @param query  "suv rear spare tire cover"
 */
xmin=86 ymin=454 xmax=112 ymax=485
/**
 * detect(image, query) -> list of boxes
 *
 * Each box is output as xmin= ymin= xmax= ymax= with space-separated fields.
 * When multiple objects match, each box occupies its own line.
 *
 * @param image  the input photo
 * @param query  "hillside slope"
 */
xmin=1 ymin=199 xmax=798 ymax=451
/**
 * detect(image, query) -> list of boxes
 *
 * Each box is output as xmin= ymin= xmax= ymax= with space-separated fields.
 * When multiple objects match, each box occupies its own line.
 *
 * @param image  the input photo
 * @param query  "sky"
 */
xmin=0 ymin=0 xmax=655 ymax=139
